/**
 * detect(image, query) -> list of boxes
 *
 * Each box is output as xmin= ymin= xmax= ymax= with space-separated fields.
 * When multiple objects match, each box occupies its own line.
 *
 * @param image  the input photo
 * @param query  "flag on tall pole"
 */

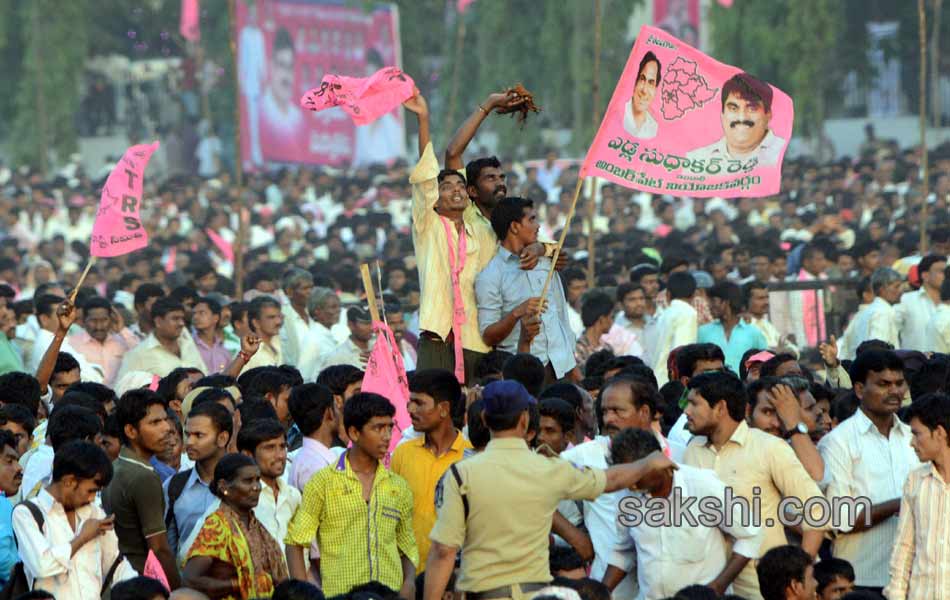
xmin=89 ymin=142 xmax=160 ymax=258
xmin=180 ymin=0 xmax=200 ymax=42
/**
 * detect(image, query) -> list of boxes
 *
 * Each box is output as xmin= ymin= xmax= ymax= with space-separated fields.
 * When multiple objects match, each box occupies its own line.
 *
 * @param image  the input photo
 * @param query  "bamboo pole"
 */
xmin=538 ymin=178 xmax=585 ymax=308
xmin=69 ymin=258 xmax=97 ymax=304
xmin=919 ymin=0 xmax=930 ymax=253
xmin=444 ymin=11 xmax=468 ymax=139
xmin=360 ymin=264 xmax=381 ymax=323
xmin=586 ymin=0 xmax=602 ymax=287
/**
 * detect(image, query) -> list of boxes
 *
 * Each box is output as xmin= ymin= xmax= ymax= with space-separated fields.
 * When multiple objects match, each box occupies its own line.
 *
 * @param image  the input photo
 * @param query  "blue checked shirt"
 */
xmin=475 ymin=247 xmax=577 ymax=378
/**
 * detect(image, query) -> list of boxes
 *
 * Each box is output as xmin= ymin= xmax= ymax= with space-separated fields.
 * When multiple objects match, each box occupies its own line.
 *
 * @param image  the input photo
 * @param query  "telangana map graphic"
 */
xmin=660 ymin=56 xmax=719 ymax=120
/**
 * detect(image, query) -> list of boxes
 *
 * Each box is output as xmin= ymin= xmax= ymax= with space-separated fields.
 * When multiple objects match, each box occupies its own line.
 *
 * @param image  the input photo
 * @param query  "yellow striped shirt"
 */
xmin=284 ymin=451 xmax=418 ymax=596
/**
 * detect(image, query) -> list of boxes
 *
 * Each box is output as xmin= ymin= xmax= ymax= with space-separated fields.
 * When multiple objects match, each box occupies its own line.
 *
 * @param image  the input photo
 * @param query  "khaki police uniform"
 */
xmin=429 ymin=437 xmax=607 ymax=600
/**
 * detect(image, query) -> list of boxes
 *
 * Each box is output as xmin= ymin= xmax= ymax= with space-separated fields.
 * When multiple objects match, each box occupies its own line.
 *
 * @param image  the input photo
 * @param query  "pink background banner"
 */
xmin=90 ymin=141 xmax=159 ymax=258
xmin=234 ymin=0 xmax=403 ymax=170
xmin=580 ymin=25 xmax=794 ymax=198
xmin=301 ymin=66 xmax=415 ymax=126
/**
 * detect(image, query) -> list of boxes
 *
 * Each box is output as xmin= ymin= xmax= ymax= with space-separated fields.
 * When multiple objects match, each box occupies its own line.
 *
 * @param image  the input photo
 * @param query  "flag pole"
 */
xmin=918 ymin=0 xmax=930 ymax=253
xmin=586 ymin=0 xmax=602 ymax=287
xmin=360 ymin=264 xmax=382 ymax=323
xmin=69 ymin=257 xmax=97 ymax=304
xmin=538 ymin=177 xmax=585 ymax=308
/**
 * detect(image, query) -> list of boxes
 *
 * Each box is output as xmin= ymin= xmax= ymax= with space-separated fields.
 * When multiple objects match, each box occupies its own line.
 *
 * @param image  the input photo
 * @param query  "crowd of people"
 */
xmin=0 ymin=84 xmax=947 ymax=600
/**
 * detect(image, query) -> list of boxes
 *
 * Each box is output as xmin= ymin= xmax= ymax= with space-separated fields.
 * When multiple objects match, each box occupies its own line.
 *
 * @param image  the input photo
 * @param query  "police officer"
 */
xmin=423 ymin=380 xmax=675 ymax=600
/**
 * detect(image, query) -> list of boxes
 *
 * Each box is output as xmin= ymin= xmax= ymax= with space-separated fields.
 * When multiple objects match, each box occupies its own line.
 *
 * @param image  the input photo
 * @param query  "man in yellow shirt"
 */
xmin=391 ymin=369 xmax=473 ymax=573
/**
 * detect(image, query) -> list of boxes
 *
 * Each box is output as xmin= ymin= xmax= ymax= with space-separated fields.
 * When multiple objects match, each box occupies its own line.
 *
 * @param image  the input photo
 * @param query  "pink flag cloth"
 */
xmin=359 ymin=320 xmax=410 ymax=454
xmin=144 ymin=549 xmax=170 ymax=591
xmin=440 ymin=217 xmax=468 ymax=385
xmin=90 ymin=142 xmax=159 ymax=258
xmin=717 ymin=0 xmax=734 ymax=6
xmin=149 ymin=375 xmax=160 ymax=391
xmin=457 ymin=0 xmax=476 ymax=12
xmin=180 ymin=0 xmax=200 ymax=42
xmin=205 ymin=228 xmax=234 ymax=263
xmin=301 ymin=67 xmax=415 ymax=126
xmin=579 ymin=25 xmax=793 ymax=198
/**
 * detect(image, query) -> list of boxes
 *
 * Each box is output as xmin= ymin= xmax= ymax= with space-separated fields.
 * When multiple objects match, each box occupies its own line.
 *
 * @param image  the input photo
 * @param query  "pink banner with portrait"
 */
xmin=233 ymin=0 xmax=404 ymax=171
xmin=580 ymin=25 xmax=794 ymax=198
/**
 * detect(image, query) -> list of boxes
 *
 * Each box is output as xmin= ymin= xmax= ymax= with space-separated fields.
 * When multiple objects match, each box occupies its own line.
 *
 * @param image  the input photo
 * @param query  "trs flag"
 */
xmin=90 ymin=141 xmax=159 ymax=258
xmin=457 ymin=0 xmax=476 ymax=13
xmin=580 ymin=25 xmax=793 ymax=197
xmin=144 ymin=550 xmax=170 ymax=591
xmin=180 ymin=0 xmax=200 ymax=42
xmin=359 ymin=321 xmax=411 ymax=453
xmin=301 ymin=67 xmax=415 ymax=126
xmin=717 ymin=0 xmax=734 ymax=6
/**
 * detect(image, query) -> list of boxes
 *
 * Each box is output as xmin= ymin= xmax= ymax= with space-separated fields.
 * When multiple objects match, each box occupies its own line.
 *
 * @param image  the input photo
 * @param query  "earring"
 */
xmin=223 ymin=490 xmax=228 ymax=496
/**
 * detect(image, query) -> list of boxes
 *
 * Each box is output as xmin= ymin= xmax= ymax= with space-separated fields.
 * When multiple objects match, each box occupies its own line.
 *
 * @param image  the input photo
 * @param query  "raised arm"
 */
xmin=403 ymin=89 xmax=430 ymax=158
xmin=444 ymin=90 xmax=527 ymax=170
xmin=36 ymin=301 xmax=77 ymax=395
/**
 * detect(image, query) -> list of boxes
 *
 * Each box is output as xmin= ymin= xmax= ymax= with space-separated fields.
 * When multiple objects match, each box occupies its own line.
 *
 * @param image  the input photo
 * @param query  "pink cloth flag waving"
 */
xmin=90 ymin=141 xmax=160 ymax=258
xmin=580 ymin=25 xmax=793 ymax=198
xmin=359 ymin=320 xmax=411 ymax=454
xmin=144 ymin=549 xmax=170 ymax=591
xmin=300 ymin=67 xmax=415 ymax=126
xmin=180 ymin=0 xmax=200 ymax=42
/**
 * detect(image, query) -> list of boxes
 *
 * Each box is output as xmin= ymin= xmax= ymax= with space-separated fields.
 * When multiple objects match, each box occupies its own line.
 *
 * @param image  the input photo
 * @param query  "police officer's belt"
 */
xmin=466 ymin=582 xmax=547 ymax=600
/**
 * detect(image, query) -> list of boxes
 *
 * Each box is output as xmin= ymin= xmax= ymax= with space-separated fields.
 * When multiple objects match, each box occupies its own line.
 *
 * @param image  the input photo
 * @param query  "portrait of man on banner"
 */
xmin=622 ymin=51 xmax=661 ymax=140
xmin=686 ymin=72 xmax=787 ymax=167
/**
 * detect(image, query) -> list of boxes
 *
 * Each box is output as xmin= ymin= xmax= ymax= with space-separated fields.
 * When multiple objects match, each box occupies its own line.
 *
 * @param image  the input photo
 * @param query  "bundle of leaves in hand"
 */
xmin=496 ymin=84 xmax=540 ymax=126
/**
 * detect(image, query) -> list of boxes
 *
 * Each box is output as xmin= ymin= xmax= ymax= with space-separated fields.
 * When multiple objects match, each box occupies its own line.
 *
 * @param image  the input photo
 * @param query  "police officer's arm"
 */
xmin=425 ymin=542 xmax=457 ymax=600
xmin=604 ymin=451 xmax=676 ymax=493
xmin=551 ymin=511 xmax=593 ymax=561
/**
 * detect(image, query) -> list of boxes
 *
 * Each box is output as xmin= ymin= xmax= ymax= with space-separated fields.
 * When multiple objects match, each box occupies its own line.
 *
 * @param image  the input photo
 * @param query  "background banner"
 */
xmin=581 ymin=25 xmax=794 ymax=198
xmin=234 ymin=0 xmax=404 ymax=170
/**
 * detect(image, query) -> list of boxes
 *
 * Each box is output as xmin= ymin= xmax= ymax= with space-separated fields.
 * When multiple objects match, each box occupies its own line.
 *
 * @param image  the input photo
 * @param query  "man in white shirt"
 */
xmin=896 ymin=254 xmax=945 ymax=352
xmin=561 ymin=376 xmax=669 ymax=600
xmin=818 ymin=350 xmax=920 ymax=594
xmin=13 ymin=441 xmax=137 ymax=600
xmin=240 ymin=296 xmax=284 ymax=375
xmin=652 ymin=272 xmax=699 ymax=387
xmin=743 ymin=281 xmax=781 ymax=348
xmin=848 ymin=268 xmax=903 ymax=352
xmin=238 ymin=419 xmax=300 ymax=549
xmin=306 ymin=288 xmax=344 ymax=376
xmin=613 ymin=283 xmax=650 ymax=358
xmin=321 ymin=306 xmax=374 ymax=372
xmin=279 ymin=269 xmax=319 ymax=370
xmin=687 ymin=72 xmax=787 ymax=168
xmin=622 ymin=52 xmax=660 ymax=140
xmin=604 ymin=428 xmax=763 ymax=599
xmin=116 ymin=297 xmax=206 ymax=381
xmin=29 ymin=294 xmax=103 ymax=382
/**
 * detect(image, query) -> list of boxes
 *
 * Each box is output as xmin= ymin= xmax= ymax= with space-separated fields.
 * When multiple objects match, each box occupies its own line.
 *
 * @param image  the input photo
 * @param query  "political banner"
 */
xmin=580 ymin=25 xmax=793 ymax=198
xmin=90 ymin=141 xmax=160 ymax=258
xmin=301 ymin=66 xmax=415 ymax=126
xmin=234 ymin=0 xmax=404 ymax=171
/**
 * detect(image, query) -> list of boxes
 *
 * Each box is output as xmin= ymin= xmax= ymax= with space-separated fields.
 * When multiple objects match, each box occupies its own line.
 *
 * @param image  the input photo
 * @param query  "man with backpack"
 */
xmin=11 ymin=440 xmax=136 ymax=599
xmin=164 ymin=401 xmax=231 ymax=561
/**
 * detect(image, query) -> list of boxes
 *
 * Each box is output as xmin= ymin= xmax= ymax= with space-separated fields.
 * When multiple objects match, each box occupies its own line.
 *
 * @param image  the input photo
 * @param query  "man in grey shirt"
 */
xmin=475 ymin=196 xmax=578 ymax=382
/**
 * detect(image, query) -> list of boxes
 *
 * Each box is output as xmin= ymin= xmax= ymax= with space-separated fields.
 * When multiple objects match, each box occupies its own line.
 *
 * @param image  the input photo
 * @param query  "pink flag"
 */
xmin=579 ymin=25 xmax=793 ymax=198
xmin=300 ymin=67 xmax=415 ymax=126
xmin=144 ymin=549 xmax=170 ymax=591
xmin=90 ymin=142 xmax=160 ymax=258
xmin=180 ymin=0 xmax=200 ymax=42
xmin=359 ymin=321 xmax=410 ymax=453
xmin=149 ymin=375 xmax=160 ymax=391
xmin=717 ymin=0 xmax=734 ymax=6
xmin=457 ymin=0 xmax=476 ymax=12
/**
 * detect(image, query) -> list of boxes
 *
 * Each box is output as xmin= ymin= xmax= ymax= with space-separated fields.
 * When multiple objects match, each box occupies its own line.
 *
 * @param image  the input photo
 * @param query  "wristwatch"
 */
xmin=783 ymin=422 xmax=809 ymax=440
